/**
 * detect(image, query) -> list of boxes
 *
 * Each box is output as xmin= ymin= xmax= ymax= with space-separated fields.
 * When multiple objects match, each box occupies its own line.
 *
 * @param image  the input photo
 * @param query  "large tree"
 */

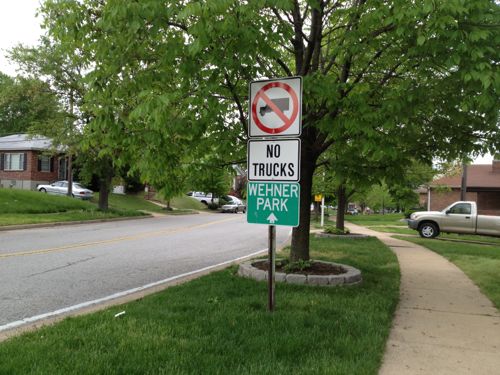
xmin=41 ymin=0 xmax=499 ymax=261
xmin=0 ymin=72 xmax=61 ymax=136
xmin=10 ymin=33 xmax=121 ymax=207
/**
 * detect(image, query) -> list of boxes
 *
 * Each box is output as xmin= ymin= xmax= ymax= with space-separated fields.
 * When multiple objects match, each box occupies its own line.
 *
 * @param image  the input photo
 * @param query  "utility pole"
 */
xmin=67 ymin=90 xmax=74 ymax=197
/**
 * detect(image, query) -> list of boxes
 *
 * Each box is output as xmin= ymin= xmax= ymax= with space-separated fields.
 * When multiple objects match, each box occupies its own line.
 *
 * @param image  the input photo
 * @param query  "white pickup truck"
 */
xmin=186 ymin=191 xmax=219 ymax=205
xmin=407 ymin=201 xmax=500 ymax=238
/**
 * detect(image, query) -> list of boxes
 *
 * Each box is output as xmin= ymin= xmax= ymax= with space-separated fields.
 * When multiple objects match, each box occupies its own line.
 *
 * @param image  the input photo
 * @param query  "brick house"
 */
xmin=419 ymin=159 xmax=500 ymax=215
xmin=0 ymin=134 xmax=67 ymax=190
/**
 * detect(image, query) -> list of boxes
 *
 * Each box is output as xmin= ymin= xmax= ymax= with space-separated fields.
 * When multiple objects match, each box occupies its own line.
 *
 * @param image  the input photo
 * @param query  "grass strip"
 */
xmin=0 ymin=188 xmax=92 ymax=214
xmin=0 ymin=209 xmax=145 ymax=226
xmin=103 ymin=193 xmax=167 ymax=213
xmin=100 ymin=193 xmax=207 ymax=214
xmin=366 ymin=226 xmax=415 ymax=235
xmin=0 ymin=189 xmax=147 ymax=226
xmin=396 ymin=236 xmax=500 ymax=309
xmin=438 ymin=233 xmax=500 ymax=245
xmin=346 ymin=213 xmax=405 ymax=226
xmin=0 ymin=236 xmax=399 ymax=375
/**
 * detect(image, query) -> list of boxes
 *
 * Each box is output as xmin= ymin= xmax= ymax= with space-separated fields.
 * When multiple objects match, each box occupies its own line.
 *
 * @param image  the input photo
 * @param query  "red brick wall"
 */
xmin=28 ymin=152 xmax=59 ymax=181
xmin=420 ymin=189 xmax=477 ymax=211
xmin=477 ymin=191 xmax=500 ymax=215
xmin=420 ymin=189 xmax=500 ymax=215
xmin=0 ymin=151 xmax=59 ymax=184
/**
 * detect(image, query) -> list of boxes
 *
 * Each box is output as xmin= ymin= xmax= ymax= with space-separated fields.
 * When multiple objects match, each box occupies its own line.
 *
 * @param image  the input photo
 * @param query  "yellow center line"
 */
xmin=0 ymin=216 xmax=239 ymax=260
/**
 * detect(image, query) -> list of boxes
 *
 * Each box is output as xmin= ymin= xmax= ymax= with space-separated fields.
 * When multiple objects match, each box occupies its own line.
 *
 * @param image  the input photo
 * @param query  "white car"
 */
xmin=37 ymin=181 xmax=94 ymax=200
xmin=220 ymin=195 xmax=246 ymax=213
xmin=186 ymin=191 xmax=219 ymax=205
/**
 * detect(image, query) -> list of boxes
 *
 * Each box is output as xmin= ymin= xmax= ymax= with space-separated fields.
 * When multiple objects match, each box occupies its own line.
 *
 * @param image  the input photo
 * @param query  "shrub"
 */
xmin=283 ymin=259 xmax=312 ymax=273
xmin=323 ymin=225 xmax=350 ymax=235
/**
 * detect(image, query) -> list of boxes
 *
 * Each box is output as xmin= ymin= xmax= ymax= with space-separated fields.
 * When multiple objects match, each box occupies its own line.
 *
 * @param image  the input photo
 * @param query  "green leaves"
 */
xmin=32 ymin=0 xmax=500 ymax=259
xmin=0 ymin=74 xmax=62 ymax=137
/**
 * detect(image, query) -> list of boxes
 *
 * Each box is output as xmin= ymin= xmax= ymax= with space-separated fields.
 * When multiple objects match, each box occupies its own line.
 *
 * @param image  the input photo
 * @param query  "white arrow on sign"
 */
xmin=267 ymin=213 xmax=278 ymax=224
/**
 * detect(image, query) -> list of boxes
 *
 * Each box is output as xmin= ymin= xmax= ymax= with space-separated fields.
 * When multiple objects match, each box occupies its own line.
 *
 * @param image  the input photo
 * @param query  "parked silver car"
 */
xmin=37 ymin=181 xmax=94 ymax=200
xmin=220 ymin=195 xmax=246 ymax=213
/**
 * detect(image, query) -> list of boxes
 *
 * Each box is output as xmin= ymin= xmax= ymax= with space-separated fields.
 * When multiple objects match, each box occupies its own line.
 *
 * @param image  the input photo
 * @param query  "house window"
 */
xmin=38 ymin=155 xmax=52 ymax=172
xmin=4 ymin=153 xmax=25 ymax=171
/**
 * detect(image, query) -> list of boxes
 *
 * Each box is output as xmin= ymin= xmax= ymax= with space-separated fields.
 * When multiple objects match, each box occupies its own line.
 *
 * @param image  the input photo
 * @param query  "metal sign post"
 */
xmin=247 ymin=76 xmax=302 ymax=313
xmin=268 ymin=225 xmax=276 ymax=311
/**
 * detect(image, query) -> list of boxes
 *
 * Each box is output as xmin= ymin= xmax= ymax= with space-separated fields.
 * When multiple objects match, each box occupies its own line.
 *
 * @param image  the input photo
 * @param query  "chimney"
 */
xmin=493 ymin=158 xmax=500 ymax=173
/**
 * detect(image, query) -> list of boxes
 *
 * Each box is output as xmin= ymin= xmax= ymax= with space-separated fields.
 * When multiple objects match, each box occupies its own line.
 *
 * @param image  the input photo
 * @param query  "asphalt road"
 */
xmin=0 ymin=213 xmax=290 ymax=327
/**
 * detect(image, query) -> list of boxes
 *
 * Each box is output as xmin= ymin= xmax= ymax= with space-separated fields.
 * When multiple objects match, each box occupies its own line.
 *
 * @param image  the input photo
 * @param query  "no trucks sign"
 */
xmin=247 ymin=139 xmax=301 ymax=182
xmin=248 ymin=77 xmax=302 ymax=138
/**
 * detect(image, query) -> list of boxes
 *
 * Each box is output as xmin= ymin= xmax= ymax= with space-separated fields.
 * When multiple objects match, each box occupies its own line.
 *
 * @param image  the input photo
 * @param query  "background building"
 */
xmin=420 ymin=160 xmax=500 ymax=215
xmin=0 ymin=134 xmax=66 ymax=190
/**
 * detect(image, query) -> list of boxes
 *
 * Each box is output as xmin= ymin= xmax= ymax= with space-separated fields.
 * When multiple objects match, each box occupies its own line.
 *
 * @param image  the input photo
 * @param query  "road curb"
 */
xmin=0 ymin=214 xmax=153 ymax=232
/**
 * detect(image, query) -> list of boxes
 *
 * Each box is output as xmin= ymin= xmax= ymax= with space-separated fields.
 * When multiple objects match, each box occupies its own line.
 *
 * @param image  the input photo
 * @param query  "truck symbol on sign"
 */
xmin=259 ymin=98 xmax=289 ymax=116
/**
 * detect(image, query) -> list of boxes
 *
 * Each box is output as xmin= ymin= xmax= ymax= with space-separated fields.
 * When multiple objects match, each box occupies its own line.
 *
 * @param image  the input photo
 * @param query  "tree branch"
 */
xmin=302 ymin=3 xmax=324 ymax=75
xmin=224 ymin=73 xmax=247 ymax=134
xmin=292 ymin=0 xmax=305 ymax=74
xmin=275 ymin=57 xmax=293 ymax=76
xmin=166 ymin=21 xmax=188 ymax=32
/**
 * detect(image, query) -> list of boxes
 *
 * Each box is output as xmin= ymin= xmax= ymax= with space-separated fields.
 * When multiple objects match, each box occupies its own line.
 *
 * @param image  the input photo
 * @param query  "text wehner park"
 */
xmin=248 ymin=183 xmax=299 ymax=198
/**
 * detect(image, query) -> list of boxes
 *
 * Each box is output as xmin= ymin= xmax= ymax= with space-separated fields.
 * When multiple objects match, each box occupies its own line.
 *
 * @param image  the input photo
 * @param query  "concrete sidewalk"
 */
xmin=345 ymin=223 xmax=500 ymax=375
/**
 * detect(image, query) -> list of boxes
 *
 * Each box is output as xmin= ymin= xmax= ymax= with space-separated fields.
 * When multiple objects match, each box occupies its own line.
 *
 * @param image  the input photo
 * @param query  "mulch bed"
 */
xmin=252 ymin=260 xmax=346 ymax=276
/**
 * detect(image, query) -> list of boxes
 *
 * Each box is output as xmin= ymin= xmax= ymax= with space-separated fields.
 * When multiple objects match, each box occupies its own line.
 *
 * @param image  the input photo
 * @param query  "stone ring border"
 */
xmin=237 ymin=260 xmax=362 ymax=286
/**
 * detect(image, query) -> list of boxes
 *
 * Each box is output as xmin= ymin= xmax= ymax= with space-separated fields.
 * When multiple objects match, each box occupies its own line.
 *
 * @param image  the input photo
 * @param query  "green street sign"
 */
xmin=247 ymin=182 xmax=300 ymax=227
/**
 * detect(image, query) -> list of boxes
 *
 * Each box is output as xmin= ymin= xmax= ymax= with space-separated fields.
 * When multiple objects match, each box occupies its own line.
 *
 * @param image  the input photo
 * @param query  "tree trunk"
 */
xmin=98 ymin=174 xmax=111 ymax=210
xmin=98 ymin=158 xmax=113 ymax=211
xmin=290 ymin=146 xmax=316 ymax=262
xmin=313 ymin=201 xmax=321 ymax=219
xmin=336 ymin=184 xmax=346 ymax=231
xmin=166 ymin=200 xmax=173 ymax=211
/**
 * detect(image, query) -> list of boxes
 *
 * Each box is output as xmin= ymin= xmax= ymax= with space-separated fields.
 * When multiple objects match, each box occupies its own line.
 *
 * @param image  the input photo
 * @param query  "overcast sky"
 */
xmin=0 ymin=1 xmax=494 ymax=164
xmin=0 ymin=0 xmax=42 ymax=76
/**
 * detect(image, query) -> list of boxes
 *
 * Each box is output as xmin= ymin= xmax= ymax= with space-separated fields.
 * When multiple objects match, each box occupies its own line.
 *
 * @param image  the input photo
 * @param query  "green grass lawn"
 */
xmin=0 ymin=236 xmax=400 ymax=375
xmin=0 ymin=210 xmax=144 ymax=226
xmin=0 ymin=189 xmax=208 ymax=227
xmin=103 ymin=193 xmax=167 ymax=213
xmin=438 ymin=233 xmax=500 ymax=245
xmin=0 ymin=188 xmax=91 ymax=214
xmin=345 ymin=214 xmax=412 ymax=235
xmin=365 ymin=226 xmax=415 ymax=235
xmin=346 ymin=213 xmax=406 ymax=226
xmin=170 ymin=195 xmax=208 ymax=211
xmin=100 ymin=193 xmax=207 ymax=214
xmin=0 ymin=189 xmax=144 ymax=226
xmin=398 ymin=236 xmax=500 ymax=309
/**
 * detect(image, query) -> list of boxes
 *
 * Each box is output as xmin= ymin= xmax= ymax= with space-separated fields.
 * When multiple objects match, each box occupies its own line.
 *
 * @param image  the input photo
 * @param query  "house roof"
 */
xmin=432 ymin=162 xmax=500 ymax=189
xmin=0 ymin=134 xmax=53 ymax=151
